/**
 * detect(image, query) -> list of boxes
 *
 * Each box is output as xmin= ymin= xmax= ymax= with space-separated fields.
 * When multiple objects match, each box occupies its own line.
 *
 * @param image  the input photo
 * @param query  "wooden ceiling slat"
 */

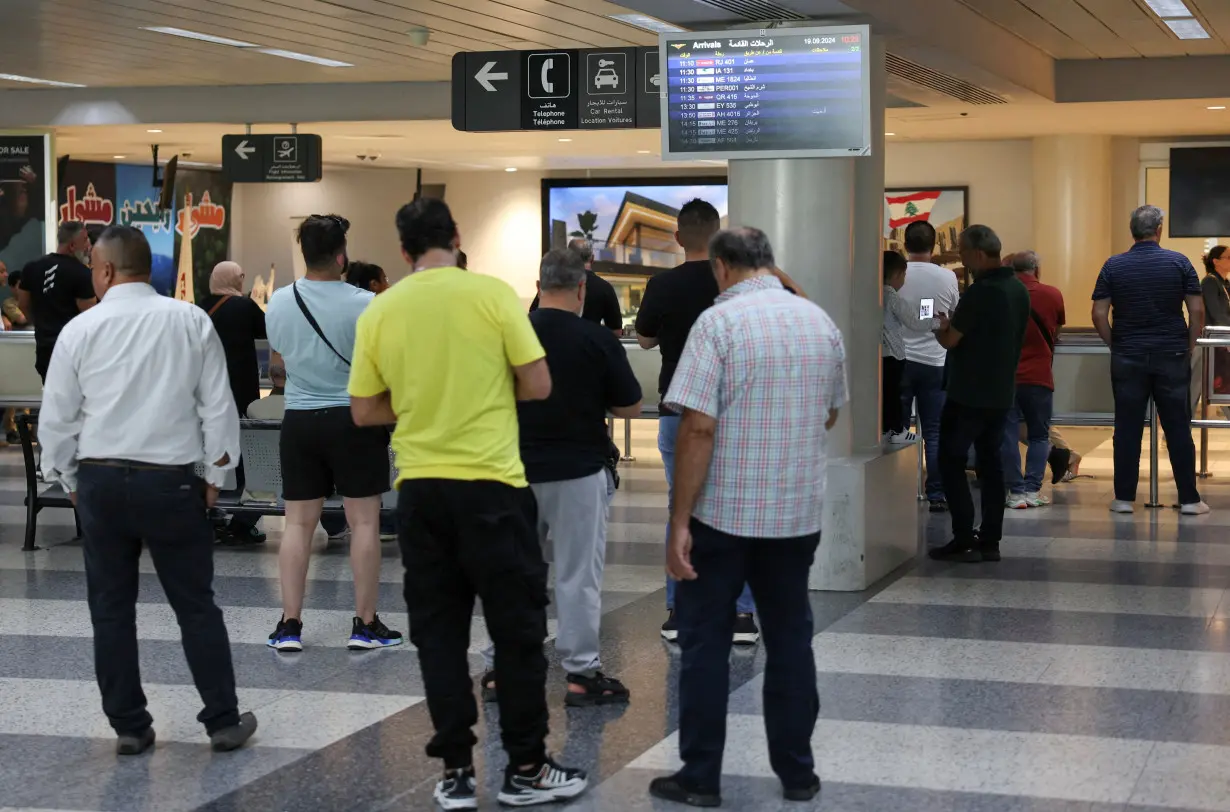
xmin=1077 ymin=0 xmax=1188 ymax=58
xmin=1187 ymin=0 xmax=1230 ymax=48
xmin=354 ymin=0 xmax=641 ymax=48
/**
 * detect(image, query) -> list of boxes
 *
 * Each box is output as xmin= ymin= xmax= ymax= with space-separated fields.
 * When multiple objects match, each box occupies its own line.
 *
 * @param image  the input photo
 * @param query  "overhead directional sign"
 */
xmin=452 ymin=46 xmax=661 ymax=133
xmin=221 ymin=134 xmax=323 ymax=183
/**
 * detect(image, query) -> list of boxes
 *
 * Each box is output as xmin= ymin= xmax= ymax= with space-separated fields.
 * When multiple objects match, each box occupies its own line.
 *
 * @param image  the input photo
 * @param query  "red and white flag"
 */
xmin=886 ymin=190 xmax=942 ymax=229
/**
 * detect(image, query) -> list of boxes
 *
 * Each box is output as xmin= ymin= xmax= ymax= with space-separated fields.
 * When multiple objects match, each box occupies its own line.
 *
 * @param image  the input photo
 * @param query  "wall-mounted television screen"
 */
xmin=1169 ymin=147 xmax=1230 ymax=238
xmin=659 ymin=24 xmax=872 ymax=161
xmin=542 ymin=177 xmax=727 ymax=330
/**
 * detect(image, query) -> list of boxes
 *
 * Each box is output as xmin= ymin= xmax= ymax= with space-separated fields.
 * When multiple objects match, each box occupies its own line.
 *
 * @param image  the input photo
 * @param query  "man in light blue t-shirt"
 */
xmin=264 ymin=213 xmax=402 ymax=654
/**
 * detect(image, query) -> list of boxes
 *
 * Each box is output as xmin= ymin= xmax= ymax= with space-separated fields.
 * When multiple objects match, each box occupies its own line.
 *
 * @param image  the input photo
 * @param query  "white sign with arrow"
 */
xmin=233 ymin=139 xmax=257 ymax=160
xmin=474 ymin=61 xmax=509 ymax=92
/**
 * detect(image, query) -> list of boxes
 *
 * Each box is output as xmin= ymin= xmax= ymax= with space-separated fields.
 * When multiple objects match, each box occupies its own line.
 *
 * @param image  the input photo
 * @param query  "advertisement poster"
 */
xmin=543 ymin=179 xmax=728 ymax=327
xmin=883 ymin=187 xmax=969 ymax=270
xmin=59 ymin=161 xmax=116 ymax=229
xmin=171 ymin=169 xmax=231 ymax=303
xmin=0 ymin=134 xmax=50 ymax=274
xmin=115 ymin=164 xmax=174 ymax=294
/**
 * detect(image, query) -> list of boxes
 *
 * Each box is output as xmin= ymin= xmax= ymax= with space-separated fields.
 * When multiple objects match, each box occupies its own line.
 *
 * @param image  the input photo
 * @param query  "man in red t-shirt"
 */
xmin=1002 ymin=251 xmax=1065 ymax=508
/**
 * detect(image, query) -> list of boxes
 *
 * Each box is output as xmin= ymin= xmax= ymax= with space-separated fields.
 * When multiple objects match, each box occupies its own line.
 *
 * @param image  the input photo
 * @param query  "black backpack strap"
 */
xmin=1030 ymin=309 xmax=1055 ymax=355
xmin=292 ymin=282 xmax=350 ymax=367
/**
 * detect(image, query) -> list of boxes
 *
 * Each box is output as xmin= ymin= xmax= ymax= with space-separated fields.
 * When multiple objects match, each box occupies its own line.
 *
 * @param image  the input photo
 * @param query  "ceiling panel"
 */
xmin=1017 ymin=0 xmax=1139 ymax=57
xmin=1077 ymin=0 xmax=1185 ymax=57
xmin=0 ymin=0 xmax=653 ymax=88
xmin=958 ymin=0 xmax=1095 ymax=58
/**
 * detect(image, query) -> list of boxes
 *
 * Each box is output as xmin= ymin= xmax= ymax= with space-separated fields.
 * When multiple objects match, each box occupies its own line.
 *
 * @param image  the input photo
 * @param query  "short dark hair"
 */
xmin=566 ymin=238 xmax=594 ymax=264
xmin=959 ymin=224 xmax=1002 ymax=258
xmin=395 ymin=198 xmax=457 ymax=262
xmin=297 ymin=214 xmax=349 ymax=270
xmin=903 ymin=221 xmax=937 ymax=255
xmin=883 ymin=250 xmax=907 ymax=281
xmin=1206 ymin=245 xmax=1228 ymax=275
xmin=57 ymin=220 xmax=85 ymax=247
xmin=346 ymin=261 xmax=385 ymax=292
xmin=96 ymin=225 xmax=152 ymax=276
xmin=709 ymin=227 xmax=775 ymax=272
xmin=677 ymin=198 xmax=721 ymax=251
xmin=86 ymin=223 xmax=105 ymax=245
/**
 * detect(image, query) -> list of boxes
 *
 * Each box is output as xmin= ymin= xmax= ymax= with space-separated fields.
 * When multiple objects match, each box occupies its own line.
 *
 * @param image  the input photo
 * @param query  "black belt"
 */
xmin=80 ymin=458 xmax=196 ymax=474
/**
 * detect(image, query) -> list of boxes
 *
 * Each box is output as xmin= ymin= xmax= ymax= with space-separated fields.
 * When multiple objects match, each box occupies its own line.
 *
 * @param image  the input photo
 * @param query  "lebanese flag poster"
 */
xmin=886 ymin=190 xmax=942 ymax=229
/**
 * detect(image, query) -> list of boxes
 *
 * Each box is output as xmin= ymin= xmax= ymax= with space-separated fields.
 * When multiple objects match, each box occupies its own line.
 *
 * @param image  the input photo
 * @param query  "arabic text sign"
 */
xmin=660 ymin=24 xmax=873 ymax=161
xmin=221 ymin=134 xmax=323 ymax=183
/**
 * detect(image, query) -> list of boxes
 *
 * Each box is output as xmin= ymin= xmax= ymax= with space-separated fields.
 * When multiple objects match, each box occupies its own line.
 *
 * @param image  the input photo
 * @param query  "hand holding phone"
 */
xmin=919 ymin=298 xmax=935 ymax=320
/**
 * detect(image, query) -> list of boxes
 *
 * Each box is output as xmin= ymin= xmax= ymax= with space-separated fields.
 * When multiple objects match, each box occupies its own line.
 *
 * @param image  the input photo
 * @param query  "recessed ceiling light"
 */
xmin=113 ymin=155 xmax=126 ymax=159
xmin=258 ymin=48 xmax=354 ymax=67
xmin=141 ymin=26 xmax=257 ymax=48
xmin=505 ymin=167 xmax=518 ymax=173
xmin=0 ymin=72 xmax=86 ymax=88
xmin=1164 ymin=18 xmax=1209 ymax=39
xmin=558 ymin=138 xmax=573 ymax=142
xmin=146 ymin=128 xmax=163 ymax=133
xmin=636 ymin=150 xmax=652 ymax=154
xmin=608 ymin=13 xmax=687 ymax=34
xmin=1208 ymin=105 xmax=1226 ymax=110
xmin=886 ymin=132 xmax=896 ymax=136
xmin=1143 ymin=0 xmax=1193 ymax=17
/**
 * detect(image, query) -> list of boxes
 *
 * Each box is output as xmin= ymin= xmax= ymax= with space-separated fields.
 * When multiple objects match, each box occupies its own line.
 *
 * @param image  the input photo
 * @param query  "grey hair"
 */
xmin=1130 ymin=205 xmax=1165 ymax=240
xmin=1011 ymin=250 xmax=1041 ymax=273
xmin=57 ymin=220 xmax=85 ymax=247
xmin=959 ymin=224 xmax=1002 ymax=257
xmin=539 ymin=248 xmax=586 ymax=292
xmin=566 ymin=238 xmax=594 ymax=264
xmin=96 ymin=225 xmax=152 ymax=277
xmin=709 ymin=227 xmax=775 ymax=272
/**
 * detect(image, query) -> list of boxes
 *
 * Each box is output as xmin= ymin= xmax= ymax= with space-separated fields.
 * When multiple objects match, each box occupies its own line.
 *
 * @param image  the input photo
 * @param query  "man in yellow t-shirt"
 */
xmin=349 ymin=198 xmax=589 ymax=809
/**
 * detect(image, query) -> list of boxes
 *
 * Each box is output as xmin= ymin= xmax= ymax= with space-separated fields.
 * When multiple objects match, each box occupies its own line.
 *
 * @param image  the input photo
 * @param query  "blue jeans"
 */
xmin=900 ymin=360 xmax=947 ymax=501
xmin=659 ymin=415 xmax=755 ymax=614
xmin=676 ymin=519 xmax=820 ymax=793
xmin=1002 ymin=384 xmax=1053 ymax=494
xmin=1111 ymin=351 xmax=1200 ymax=505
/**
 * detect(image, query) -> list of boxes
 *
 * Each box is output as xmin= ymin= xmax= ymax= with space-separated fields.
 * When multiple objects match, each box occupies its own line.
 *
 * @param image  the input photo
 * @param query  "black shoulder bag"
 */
xmin=292 ymin=282 xmax=351 ymax=367
xmin=1031 ymin=310 xmax=1056 ymax=360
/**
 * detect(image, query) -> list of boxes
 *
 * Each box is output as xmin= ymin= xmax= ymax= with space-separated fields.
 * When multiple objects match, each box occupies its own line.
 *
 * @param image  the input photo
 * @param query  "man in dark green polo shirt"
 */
xmin=930 ymin=225 xmax=1030 ymax=563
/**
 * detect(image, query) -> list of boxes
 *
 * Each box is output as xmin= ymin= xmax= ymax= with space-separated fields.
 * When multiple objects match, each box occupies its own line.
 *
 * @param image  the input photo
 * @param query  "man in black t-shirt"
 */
xmin=489 ymin=247 xmax=641 ymax=707
xmin=634 ymin=198 xmax=760 ymax=644
xmin=529 ymin=239 xmax=623 ymax=335
xmin=16 ymin=221 xmax=97 ymax=381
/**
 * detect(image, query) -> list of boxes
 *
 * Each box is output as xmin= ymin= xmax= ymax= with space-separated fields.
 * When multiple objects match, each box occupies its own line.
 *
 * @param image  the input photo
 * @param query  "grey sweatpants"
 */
xmin=483 ymin=468 xmax=614 ymax=676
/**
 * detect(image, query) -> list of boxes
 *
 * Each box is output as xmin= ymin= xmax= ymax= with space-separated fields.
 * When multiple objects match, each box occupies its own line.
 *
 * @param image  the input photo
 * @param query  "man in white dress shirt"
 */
xmin=39 ymin=225 xmax=257 ymax=756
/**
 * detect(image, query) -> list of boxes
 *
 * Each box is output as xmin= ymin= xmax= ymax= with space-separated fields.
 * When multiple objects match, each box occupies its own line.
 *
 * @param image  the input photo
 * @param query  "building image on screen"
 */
xmin=661 ymin=25 xmax=871 ymax=161
xmin=544 ymin=179 xmax=728 ymax=330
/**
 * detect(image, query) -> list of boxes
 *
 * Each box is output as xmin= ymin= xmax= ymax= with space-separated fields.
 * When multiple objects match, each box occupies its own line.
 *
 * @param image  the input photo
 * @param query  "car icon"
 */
xmin=595 ymin=67 xmax=619 ymax=89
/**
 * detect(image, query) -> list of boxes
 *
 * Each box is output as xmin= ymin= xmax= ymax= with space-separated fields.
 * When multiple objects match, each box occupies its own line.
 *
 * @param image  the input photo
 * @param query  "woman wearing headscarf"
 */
xmin=200 ymin=260 xmax=268 ymax=544
xmin=1202 ymin=246 xmax=1230 ymax=413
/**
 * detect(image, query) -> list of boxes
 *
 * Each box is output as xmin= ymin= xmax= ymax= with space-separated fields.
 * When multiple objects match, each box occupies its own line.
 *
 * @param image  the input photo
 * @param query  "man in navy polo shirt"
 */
xmin=1092 ymin=205 xmax=1208 ymax=515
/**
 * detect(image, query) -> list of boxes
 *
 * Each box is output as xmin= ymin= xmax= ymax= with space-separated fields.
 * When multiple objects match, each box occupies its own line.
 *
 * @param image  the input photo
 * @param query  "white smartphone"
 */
xmin=919 ymin=298 xmax=935 ymax=320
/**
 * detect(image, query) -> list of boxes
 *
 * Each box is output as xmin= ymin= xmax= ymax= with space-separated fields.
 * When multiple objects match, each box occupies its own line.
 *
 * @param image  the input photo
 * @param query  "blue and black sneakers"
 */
xmin=347 ymin=615 xmax=404 ymax=650
xmin=267 ymin=617 xmax=303 ymax=652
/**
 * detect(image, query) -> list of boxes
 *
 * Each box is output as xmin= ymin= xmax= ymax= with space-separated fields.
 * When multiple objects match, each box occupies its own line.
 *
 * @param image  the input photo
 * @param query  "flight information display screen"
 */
xmin=659 ymin=25 xmax=872 ymax=161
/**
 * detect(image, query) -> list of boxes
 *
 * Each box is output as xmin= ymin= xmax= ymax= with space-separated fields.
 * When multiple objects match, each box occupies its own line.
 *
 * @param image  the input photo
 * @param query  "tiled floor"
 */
xmin=4 ymin=423 xmax=1230 ymax=811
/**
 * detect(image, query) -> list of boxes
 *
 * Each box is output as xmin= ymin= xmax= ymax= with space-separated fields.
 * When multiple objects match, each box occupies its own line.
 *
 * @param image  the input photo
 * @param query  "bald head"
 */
xmin=95 ymin=225 xmax=152 ymax=279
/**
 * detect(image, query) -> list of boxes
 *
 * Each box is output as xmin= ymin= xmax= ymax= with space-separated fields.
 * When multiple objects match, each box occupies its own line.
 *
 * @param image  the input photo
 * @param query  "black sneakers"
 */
xmin=116 ymin=727 xmax=155 ymax=756
xmin=434 ymin=767 xmax=478 ymax=810
xmin=267 ymin=617 xmax=304 ymax=652
xmin=347 ymin=615 xmax=404 ymax=650
xmin=660 ymin=610 xmax=679 ymax=642
xmin=648 ymin=774 xmax=721 ymax=808
xmin=733 ymin=613 xmax=760 ymax=645
xmin=497 ymin=755 xmax=588 ymax=807
xmin=929 ymin=538 xmax=1000 ymax=563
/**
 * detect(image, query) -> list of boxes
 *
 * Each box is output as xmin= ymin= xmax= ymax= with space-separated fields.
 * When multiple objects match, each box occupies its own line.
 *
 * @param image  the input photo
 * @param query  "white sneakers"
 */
xmin=1006 ymin=492 xmax=1051 ymax=510
xmin=883 ymin=430 xmax=917 ymax=445
xmin=1110 ymin=500 xmax=1211 ymax=515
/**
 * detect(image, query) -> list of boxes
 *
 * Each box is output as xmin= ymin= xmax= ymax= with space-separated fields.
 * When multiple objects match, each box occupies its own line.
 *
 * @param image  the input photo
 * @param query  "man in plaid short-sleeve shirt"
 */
xmin=648 ymin=227 xmax=846 ymax=808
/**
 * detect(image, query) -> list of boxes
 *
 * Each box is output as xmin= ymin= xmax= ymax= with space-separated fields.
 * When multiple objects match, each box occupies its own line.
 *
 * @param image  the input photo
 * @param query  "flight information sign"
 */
xmin=660 ymin=25 xmax=872 ymax=161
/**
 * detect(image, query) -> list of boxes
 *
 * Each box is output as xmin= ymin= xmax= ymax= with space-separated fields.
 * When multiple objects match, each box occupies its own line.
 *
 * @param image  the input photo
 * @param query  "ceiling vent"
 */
xmin=886 ymin=53 xmax=1006 ymax=105
xmin=689 ymin=0 xmax=809 ymax=21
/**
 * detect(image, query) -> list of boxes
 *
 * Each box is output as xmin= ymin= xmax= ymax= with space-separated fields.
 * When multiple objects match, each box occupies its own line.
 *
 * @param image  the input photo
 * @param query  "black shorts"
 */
xmin=279 ymin=407 xmax=390 ymax=501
